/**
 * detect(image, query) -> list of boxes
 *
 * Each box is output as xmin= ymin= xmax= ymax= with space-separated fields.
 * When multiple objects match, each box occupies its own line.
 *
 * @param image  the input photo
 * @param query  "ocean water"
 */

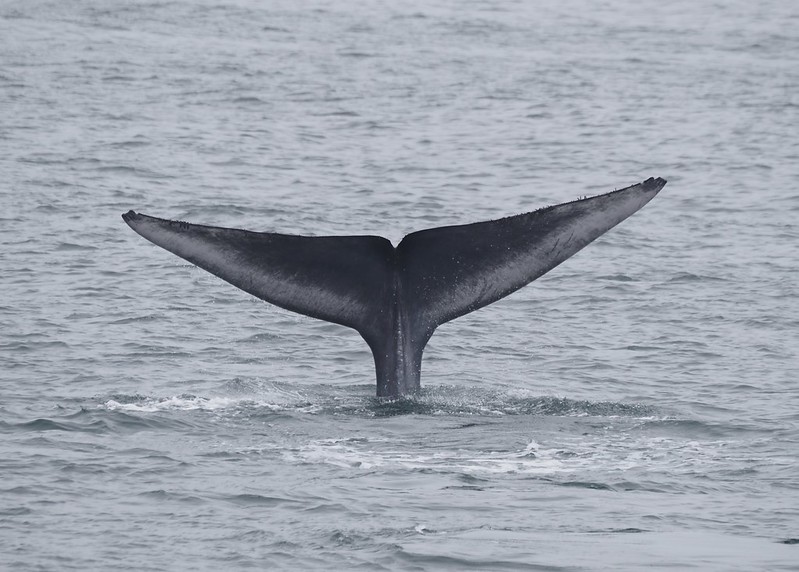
xmin=1 ymin=0 xmax=798 ymax=569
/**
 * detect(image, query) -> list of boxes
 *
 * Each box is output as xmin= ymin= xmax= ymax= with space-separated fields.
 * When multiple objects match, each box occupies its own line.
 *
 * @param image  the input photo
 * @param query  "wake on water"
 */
xmin=80 ymin=383 xmax=756 ymax=496
xmin=99 ymin=381 xmax=659 ymax=418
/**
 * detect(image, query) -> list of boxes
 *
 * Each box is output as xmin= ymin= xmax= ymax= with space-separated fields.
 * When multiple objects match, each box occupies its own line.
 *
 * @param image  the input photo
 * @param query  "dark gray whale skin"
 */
xmin=122 ymin=177 xmax=666 ymax=398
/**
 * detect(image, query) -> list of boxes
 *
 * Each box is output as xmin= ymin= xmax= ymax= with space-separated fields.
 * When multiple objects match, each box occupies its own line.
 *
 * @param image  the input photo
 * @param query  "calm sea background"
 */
xmin=1 ymin=0 xmax=798 ymax=570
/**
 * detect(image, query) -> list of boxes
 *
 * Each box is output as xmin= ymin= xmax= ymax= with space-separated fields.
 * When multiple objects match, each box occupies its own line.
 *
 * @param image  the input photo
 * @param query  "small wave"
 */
xmin=666 ymin=272 xmax=729 ymax=283
xmin=232 ymin=96 xmax=266 ymax=104
xmin=137 ymin=490 xmax=205 ymax=504
xmin=413 ymin=524 xmax=440 ymax=535
xmin=597 ymin=273 xmax=635 ymax=282
xmin=107 ymin=314 xmax=164 ymax=325
xmin=313 ymin=110 xmax=360 ymax=117
xmin=17 ymin=154 xmax=67 ymax=165
xmin=330 ymin=530 xmax=374 ymax=547
xmin=55 ymin=242 xmax=97 ymax=251
xmin=222 ymin=493 xmax=297 ymax=507
xmin=109 ymin=140 xmax=150 ymax=148
xmin=1 ymin=407 xmax=197 ymax=435
xmin=589 ymin=527 xmax=649 ymax=534
xmin=13 ymin=419 xmax=76 ymax=432
xmin=94 ymin=165 xmax=174 ymax=178
xmin=558 ymin=480 xmax=616 ymax=491
xmin=337 ymin=51 xmax=378 ymax=58
xmin=637 ymin=418 xmax=747 ymax=439
xmin=0 ymin=507 xmax=32 ymax=516
xmin=1 ymin=340 xmax=69 ymax=352
xmin=0 ymin=417 xmax=107 ymax=435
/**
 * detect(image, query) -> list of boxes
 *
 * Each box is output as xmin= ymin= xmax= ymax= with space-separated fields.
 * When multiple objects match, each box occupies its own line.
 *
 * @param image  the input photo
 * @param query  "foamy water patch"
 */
xmin=97 ymin=383 xmax=664 ymax=420
xmin=282 ymin=431 xmax=747 ymax=489
xmin=283 ymin=438 xmax=572 ymax=475
xmin=97 ymin=379 xmax=334 ymax=414
xmin=101 ymin=394 xmax=283 ymax=413
xmin=361 ymin=386 xmax=662 ymax=418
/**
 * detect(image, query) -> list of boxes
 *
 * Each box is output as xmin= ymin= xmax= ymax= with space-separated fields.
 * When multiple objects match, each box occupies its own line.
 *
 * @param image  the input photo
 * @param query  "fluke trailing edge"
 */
xmin=123 ymin=177 xmax=666 ymax=397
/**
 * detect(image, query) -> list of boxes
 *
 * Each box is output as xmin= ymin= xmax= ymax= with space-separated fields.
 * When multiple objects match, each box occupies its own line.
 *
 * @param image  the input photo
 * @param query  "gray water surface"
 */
xmin=2 ymin=0 xmax=798 ymax=570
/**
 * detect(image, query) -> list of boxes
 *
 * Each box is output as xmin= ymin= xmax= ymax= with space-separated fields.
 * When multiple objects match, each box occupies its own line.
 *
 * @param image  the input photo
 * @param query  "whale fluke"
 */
xmin=123 ymin=177 xmax=666 ymax=397
xmin=121 ymin=210 xmax=395 ymax=343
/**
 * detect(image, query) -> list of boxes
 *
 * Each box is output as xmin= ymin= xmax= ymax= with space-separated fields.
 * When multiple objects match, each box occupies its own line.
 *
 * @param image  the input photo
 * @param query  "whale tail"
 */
xmin=123 ymin=177 xmax=666 ymax=397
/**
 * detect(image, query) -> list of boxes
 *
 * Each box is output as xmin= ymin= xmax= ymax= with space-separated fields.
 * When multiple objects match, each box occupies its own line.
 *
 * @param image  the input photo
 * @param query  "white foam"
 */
xmin=283 ymin=437 xmax=571 ymax=475
xmin=281 ymin=433 xmax=741 ymax=480
xmin=101 ymin=395 xmax=280 ymax=413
